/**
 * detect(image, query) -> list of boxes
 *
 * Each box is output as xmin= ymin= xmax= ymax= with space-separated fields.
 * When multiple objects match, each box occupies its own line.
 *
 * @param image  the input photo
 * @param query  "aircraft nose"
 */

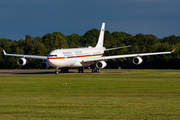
xmin=47 ymin=58 xmax=56 ymax=67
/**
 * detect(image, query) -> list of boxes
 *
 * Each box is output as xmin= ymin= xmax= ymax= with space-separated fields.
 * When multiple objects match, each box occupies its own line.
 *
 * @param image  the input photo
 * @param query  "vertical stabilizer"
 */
xmin=95 ymin=23 xmax=105 ymax=48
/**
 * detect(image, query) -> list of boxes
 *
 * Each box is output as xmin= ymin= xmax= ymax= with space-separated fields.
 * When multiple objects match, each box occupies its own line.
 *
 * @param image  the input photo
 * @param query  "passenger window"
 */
xmin=49 ymin=55 xmax=57 ymax=57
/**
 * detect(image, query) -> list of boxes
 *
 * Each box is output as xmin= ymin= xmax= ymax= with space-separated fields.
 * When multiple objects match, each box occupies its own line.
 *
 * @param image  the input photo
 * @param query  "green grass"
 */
xmin=0 ymin=70 xmax=180 ymax=119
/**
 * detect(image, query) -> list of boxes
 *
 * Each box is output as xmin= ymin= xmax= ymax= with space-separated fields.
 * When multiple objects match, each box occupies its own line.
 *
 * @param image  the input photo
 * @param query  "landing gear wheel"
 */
xmin=55 ymin=68 xmax=59 ymax=74
xmin=61 ymin=68 xmax=69 ymax=73
xmin=96 ymin=69 xmax=100 ymax=73
xmin=78 ymin=67 xmax=84 ymax=73
xmin=92 ymin=66 xmax=100 ymax=73
xmin=65 ymin=69 xmax=69 ymax=73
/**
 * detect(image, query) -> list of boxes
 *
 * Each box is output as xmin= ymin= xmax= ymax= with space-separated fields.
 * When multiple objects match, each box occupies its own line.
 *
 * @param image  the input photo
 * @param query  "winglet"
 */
xmin=171 ymin=48 xmax=177 ymax=53
xmin=3 ymin=50 xmax=6 ymax=55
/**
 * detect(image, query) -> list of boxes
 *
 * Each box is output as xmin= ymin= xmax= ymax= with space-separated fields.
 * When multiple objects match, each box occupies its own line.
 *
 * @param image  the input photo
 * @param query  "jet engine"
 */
xmin=17 ymin=58 xmax=28 ymax=66
xmin=96 ymin=61 xmax=107 ymax=69
xmin=40 ymin=61 xmax=50 ymax=69
xmin=132 ymin=57 xmax=143 ymax=65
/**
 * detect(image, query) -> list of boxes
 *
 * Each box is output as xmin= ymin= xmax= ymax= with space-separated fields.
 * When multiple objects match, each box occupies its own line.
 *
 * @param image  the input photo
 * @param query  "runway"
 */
xmin=0 ymin=69 xmax=136 ymax=75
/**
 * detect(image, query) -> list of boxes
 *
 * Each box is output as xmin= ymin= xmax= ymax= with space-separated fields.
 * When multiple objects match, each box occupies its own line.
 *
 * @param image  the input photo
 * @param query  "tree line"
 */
xmin=0 ymin=29 xmax=180 ymax=69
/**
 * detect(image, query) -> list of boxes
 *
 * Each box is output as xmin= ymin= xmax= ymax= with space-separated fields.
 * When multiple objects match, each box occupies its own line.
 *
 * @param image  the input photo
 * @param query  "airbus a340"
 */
xmin=3 ymin=23 xmax=176 ymax=74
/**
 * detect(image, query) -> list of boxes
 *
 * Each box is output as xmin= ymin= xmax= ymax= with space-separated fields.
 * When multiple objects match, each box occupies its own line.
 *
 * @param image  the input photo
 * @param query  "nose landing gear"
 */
xmin=55 ymin=67 xmax=59 ymax=74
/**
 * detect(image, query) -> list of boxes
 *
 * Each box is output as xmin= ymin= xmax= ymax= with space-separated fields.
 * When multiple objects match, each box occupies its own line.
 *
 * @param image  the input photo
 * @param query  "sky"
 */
xmin=0 ymin=0 xmax=180 ymax=40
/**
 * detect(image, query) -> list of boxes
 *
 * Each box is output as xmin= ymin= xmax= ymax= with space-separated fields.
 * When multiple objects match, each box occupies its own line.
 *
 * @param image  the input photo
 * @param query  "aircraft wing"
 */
xmin=82 ymin=48 xmax=176 ymax=63
xmin=3 ymin=50 xmax=47 ymax=60
xmin=103 ymin=48 xmax=176 ymax=60
xmin=102 ymin=51 xmax=172 ymax=60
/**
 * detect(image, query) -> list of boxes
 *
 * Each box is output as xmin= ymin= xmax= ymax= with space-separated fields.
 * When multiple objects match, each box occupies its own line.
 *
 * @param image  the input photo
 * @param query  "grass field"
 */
xmin=0 ymin=70 xmax=180 ymax=119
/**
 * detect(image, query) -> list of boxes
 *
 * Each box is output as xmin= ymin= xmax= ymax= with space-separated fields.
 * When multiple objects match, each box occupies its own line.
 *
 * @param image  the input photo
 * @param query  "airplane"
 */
xmin=3 ymin=23 xmax=176 ymax=74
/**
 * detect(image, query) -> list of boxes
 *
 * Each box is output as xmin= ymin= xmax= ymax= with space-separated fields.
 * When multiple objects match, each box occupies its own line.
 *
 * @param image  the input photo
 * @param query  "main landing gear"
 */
xmin=54 ymin=68 xmax=69 ymax=74
xmin=91 ymin=65 xmax=100 ymax=73
xmin=54 ymin=68 xmax=84 ymax=74
xmin=61 ymin=68 xmax=69 ymax=73
xmin=54 ymin=66 xmax=100 ymax=74
xmin=78 ymin=67 xmax=84 ymax=73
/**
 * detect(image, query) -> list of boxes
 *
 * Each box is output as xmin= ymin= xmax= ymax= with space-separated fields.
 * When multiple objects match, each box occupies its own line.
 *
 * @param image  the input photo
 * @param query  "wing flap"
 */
xmin=104 ymin=45 xmax=132 ymax=51
xmin=81 ymin=57 xmax=103 ymax=63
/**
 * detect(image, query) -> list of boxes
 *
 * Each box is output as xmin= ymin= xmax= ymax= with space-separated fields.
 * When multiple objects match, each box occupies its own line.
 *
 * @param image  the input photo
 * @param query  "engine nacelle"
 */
xmin=17 ymin=58 xmax=28 ymax=66
xmin=40 ymin=61 xmax=51 ymax=69
xmin=96 ymin=61 xmax=107 ymax=69
xmin=132 ymin=57 xmax=143 ymax=65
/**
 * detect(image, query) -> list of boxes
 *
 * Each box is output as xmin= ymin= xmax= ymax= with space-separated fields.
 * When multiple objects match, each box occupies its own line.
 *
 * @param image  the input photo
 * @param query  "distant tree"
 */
xmin=0 ymin=38 xmax=11 ymax=52
xmin=0 ymin=38 xmax=20 ymax=68
xmin=0 ymin=29 xmax=179 ymax=69
xmin=111 ymin=31 xmax=132 ymax=45
xmin=162 ymin=35 xmax=180 ymax=45
xmin=66 ymin=34 xmax=81 ymax=48
xmin=34 ymin=36 xmax=48 ymax=56
xmin=42 ymin=32 xmax=68 ymax=52
xmin=81 ymin=28 xmax=99 ymax=47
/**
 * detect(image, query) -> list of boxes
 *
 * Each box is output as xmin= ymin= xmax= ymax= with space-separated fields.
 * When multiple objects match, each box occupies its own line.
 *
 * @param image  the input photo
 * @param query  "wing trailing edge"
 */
xmin=104 ymin=45 xmax=132 ymax=51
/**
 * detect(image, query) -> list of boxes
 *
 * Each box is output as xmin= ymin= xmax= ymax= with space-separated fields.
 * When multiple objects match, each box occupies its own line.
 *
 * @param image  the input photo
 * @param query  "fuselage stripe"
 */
xmin=48 ymin=54 xmax=103 ymax=60
xmin=48 ymin=57 xmax=65 ymax=60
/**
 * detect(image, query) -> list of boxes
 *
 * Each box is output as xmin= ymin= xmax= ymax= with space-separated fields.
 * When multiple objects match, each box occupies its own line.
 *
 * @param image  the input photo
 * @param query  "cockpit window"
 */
xmin=49 ymin=55 xmax=57 ymax=57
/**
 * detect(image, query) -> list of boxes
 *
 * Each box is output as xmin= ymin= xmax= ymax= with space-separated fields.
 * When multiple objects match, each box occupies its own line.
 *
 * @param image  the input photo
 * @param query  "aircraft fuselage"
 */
xmin=47 ymin=47 xmax=104 ymax=68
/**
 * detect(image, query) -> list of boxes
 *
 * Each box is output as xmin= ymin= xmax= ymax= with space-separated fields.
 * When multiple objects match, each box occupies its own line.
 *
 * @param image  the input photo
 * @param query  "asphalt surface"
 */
xmin=0 ymin=70 xmax=136 ymax=75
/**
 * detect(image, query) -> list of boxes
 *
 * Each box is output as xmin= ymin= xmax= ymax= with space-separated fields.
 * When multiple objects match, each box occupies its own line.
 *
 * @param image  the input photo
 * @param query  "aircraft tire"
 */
xmin=92 ymin=67 xmax=100 ymax=73
xmin=55 ymin=71 xmax=58 ymax=74
xmin=78 ymin=67 xmax=84 ymax=73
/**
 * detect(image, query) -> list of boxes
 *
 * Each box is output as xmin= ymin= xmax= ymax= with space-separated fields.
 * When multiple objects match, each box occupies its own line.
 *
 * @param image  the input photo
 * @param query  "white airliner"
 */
xmin=3 ymin=23 xmax=176 ymax=74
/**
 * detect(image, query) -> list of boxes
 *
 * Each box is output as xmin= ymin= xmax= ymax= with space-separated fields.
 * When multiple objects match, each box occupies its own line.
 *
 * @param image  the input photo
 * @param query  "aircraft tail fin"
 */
xmin=95 ymin=23 xmax=105 ymax=48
